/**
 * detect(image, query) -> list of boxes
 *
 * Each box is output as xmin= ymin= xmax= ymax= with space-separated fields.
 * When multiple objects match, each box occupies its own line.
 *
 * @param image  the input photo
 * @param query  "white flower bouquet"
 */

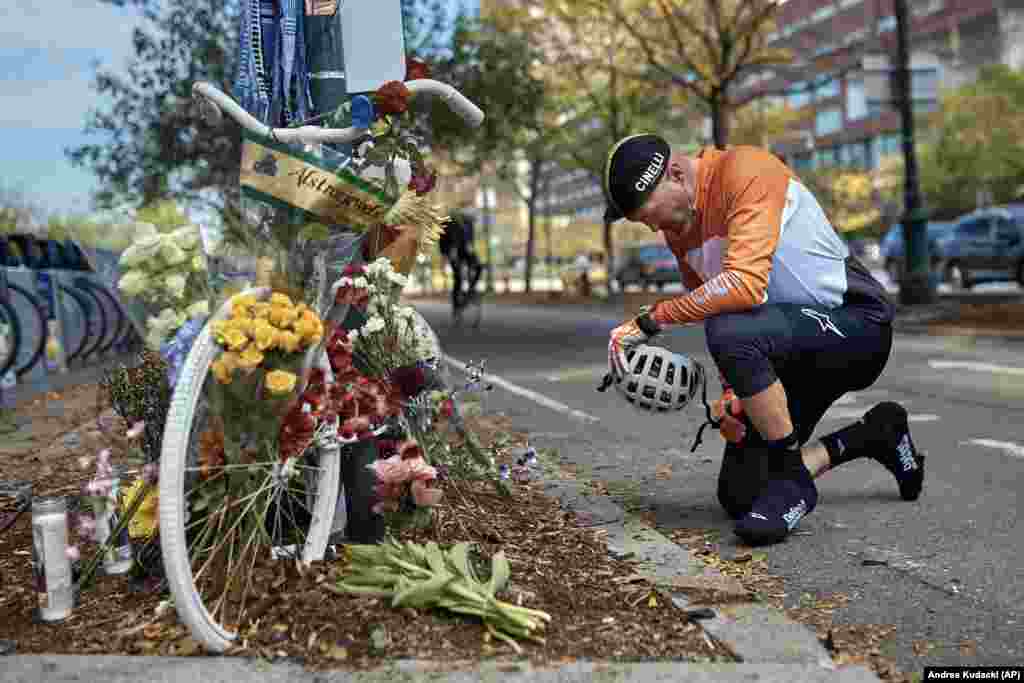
xmin=116 ymin=222 xmax=210 ymax=350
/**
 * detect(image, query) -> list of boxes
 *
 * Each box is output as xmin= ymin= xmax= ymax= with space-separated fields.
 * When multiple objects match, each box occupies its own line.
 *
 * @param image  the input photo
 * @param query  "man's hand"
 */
xmin=608 ymin=312 xmax=661 ymax=378
xmin=712 ymin=388 xmax=747 ymax=443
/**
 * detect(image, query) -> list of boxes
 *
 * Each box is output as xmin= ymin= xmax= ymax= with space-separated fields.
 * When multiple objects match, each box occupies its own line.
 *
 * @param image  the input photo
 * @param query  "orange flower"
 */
xmin=197 ymin=424 xmax=226 ymax=479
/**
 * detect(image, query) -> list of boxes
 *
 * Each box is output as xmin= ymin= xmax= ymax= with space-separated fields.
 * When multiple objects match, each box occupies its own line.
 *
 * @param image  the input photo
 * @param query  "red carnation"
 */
xmin=390 ymin=364 xmax=427 ymax=399
xmin=408 ymin=164 xmax=437 ymax=195
xmin=405 ymin=57 xmax=430 ymax=81
xmin=374 ymin=80 xmax=411 ymax=115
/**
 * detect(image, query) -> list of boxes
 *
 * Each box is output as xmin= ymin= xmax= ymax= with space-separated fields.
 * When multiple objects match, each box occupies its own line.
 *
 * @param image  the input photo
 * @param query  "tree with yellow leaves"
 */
xmin=581 ymin=0 xmax=791 ymax=148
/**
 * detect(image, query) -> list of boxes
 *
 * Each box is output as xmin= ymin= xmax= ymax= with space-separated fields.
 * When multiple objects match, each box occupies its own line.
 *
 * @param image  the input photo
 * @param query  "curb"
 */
xmin=893 ymin=322 xmax=1024 ymax=344
xmin=0 ymin=656 xmax=883 ymax=683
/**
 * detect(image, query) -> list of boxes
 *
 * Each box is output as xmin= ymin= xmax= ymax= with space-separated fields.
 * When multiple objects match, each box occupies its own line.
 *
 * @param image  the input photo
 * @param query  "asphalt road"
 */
xmin=415 ymin=298 xmax=1024 ymax=673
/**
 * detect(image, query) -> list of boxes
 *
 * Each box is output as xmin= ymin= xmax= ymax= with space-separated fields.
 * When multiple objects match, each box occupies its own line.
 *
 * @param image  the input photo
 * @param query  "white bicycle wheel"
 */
xmin=159 ymin=288 xmax=340 ymax=653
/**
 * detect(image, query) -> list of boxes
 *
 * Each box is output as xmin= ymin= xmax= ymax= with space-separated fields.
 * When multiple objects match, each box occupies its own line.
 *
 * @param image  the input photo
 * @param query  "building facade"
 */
xmin=737 ymin=0 xmax=1024 ymax=172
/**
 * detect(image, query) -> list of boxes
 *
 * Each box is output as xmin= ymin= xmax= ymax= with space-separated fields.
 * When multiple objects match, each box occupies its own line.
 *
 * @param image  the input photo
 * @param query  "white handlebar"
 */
xmin=192 ymin=79 xmax=484 ymax=146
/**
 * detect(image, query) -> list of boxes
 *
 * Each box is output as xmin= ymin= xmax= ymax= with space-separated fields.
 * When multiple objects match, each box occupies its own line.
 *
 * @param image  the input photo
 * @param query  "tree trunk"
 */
xmin=525 ymin=206 xmax=536 ymax=294
xmin=710 ymin=95 xmax=729 ymax=149
xmin=524 ymin=160 xmax=540 ymax=294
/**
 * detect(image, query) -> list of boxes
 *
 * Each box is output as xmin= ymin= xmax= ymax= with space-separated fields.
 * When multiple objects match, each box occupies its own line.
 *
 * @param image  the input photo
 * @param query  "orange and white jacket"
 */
xmin=649 ymin=146 xmax=894 ymax=327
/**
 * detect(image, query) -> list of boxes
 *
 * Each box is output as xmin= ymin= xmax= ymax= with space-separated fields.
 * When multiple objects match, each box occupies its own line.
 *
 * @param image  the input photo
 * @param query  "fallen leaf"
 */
xmin=647 ymin=594 xmax=659 ymax=608
xmin=655 ymin=464 xmax=673 ymax=480
xmin=326 ymin=644 xmax=348 ymax=660
xmin=175 ymin=637 xmax=201 ymax=657
xmin=659 ymin=575 xmax=750 ymax=598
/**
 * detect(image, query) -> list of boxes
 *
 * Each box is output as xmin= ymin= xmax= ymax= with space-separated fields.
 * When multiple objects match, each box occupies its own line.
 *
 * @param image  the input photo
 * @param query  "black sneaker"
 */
xmin=734 ymin=459 xmax=818 ymax=546
xmin=865 ymin=402 xmax=925 ymax=501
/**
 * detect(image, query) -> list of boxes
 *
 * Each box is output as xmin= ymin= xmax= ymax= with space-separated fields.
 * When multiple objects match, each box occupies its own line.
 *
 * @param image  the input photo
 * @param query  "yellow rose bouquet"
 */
xmin=207 ymin=291 xmax=325 ymax=454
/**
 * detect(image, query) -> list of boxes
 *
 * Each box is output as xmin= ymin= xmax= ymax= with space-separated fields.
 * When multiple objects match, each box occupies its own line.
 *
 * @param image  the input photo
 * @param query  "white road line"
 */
xmin=442 ymin=354 xmax=600 ymax=424
xmin=928 ymin=360 xmax=1024 ymax=376
xmin=544 ymin=365 xmax=609 ymax=382
xmin=909 ymin=414 xmax=941 ymax=423
xmin=962 ymin=439 xmax=1024 ymax=459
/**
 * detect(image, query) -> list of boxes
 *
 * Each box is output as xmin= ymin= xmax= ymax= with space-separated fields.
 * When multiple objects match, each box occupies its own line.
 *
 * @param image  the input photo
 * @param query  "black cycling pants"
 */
xmin=448 ymin=251 xmax=482 ymax=310
xmin=704 ymin=303 xmax=893 ymax=518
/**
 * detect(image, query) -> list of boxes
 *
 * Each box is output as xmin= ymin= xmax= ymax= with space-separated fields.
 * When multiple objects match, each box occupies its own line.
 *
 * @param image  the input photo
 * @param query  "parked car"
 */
xmin=614 ymin=243 xmax=681 ymax=291
xmin=880 ymin=220 xmax=954 ymax=283
xmin=930 ymin=204 xmax=1024 ymax=289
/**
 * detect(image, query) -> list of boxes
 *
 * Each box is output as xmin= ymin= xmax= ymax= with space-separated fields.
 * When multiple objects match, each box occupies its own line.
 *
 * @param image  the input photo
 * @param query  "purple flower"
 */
xmin=142 ymin=462 xmax=158 ymax=485
xmin=162 ymin=317 xmax=206 ymax=389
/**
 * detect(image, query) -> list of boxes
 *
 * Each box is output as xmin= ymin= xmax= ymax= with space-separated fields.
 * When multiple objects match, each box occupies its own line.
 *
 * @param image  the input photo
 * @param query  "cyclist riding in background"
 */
xmin=439 ymin=206 xmax=482 ymax=313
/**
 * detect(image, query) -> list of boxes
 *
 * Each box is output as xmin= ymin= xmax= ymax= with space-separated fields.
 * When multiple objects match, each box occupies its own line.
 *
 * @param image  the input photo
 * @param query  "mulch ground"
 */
xmin=0 ymin=390 xmax=723 ymax=669
xmin=926 ymin=301 xmax=1024 ymax=334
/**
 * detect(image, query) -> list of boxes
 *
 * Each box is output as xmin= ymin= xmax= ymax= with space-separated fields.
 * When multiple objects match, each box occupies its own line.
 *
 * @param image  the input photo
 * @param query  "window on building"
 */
xmin=815 ymin=77 xmax=841 ymax=101
xmin=846 ymin=78 xmax=868 ymax=120
xmin=813 ymin=43 xmax=838 ymax=58
xmin=815 ymin=107 xmax=843 ymax=136
xmin=792 ymin=154 xmax=813 ymax=172
xmin=840 ymin=142 xmax=869 ymax=168
xmin=878 ymin=15 xmax=897 ymax=32
xmin=788 ymin=82 xmax=812 ymax=108
xmin=912 ymin=0 xmax=944 ymax=18
xmin=814 ymin=147 xmax=840 ymax=167
xmin=811 ymin=5 xmax=836 ymax=23
xmin=874 ymin=134 xmax=902 ymax=160
xmin=839 ymin=0 xmax=863 ymax=8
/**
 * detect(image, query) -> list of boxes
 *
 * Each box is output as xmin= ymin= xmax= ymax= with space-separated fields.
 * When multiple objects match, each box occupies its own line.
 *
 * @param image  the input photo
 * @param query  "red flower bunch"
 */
xmin=389 ymin=364 xmax=428 ymax=400
xmin=279 ymin=403 xmax=317 ymax=461
xmin=408 ymin=163 xmax=437 ymax=195
xmin=330 ymin=377 xmax=393 ymax=440
xmin=325 ymin=325 xmax=361 ymax=384
xmin=334 ymin=264 xmax=370 ymax=310
xmin=374 ymin=80 xmax=411 ymax=115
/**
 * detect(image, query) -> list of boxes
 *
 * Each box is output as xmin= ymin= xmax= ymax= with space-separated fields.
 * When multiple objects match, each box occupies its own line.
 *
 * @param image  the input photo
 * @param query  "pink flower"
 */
xmin=411 ymin=479 xmax=443 ymax=507
xmin=66 ymin=545 xmax=80 ymax=562
xmin=97 ymin=449 xmax=111 ymax=466
xmin=78 ymin=515 xmax=96 ymax=539
xmin=142 ymin=463 xmax=159 ymax=485
xmin=126 ymin=421 xmax=146 ymax=440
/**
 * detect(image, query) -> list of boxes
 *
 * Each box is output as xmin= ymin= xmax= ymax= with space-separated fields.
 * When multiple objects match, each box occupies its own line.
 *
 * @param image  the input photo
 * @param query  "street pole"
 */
xmin=482 ymin=182 xmax=495 ymax=294
xmin=893 ymin=0 xmax=934 ymax=304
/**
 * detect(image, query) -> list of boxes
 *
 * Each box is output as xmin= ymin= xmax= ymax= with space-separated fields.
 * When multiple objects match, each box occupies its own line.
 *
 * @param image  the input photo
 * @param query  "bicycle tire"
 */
xmin=0 ymin=296 xmax=21 ymax=378
xmin=6 ymin=282 xmax=47 ymax=380
xmin=57 ymin=285 xmax=91 ymax=366
xmin=159 ymin=287 xmax=339 ymax=653
xmin=74 ymin=281 xmax=108 ymax=362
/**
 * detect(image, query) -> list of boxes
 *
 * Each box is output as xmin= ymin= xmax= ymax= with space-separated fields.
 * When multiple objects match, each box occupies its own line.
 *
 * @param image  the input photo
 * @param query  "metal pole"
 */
xmin=893 ymin=0 xmax=934 ymax=304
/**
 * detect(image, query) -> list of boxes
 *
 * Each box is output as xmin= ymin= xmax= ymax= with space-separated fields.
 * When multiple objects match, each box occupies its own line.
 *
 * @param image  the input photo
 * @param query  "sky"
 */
xmin=1 ymin=0 xmax=472 ymax=223
xmin=1 ymin=0 xmax=142 ymax=219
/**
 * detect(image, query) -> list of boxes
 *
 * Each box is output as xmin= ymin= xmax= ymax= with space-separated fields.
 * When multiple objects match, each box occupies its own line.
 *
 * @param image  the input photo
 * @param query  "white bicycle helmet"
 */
xmin=613 ymin=343 xmax=706 ymax=412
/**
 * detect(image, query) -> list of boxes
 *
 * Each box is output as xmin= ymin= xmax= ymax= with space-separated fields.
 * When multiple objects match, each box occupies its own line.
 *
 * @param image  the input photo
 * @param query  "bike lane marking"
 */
xmin=962 ymin=439 xmax=1024 ymax=460
xmin=442 ymin=354 xmax=601 ymax=424
xmin=927 ymin=360 xmax=1024 ymax=376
